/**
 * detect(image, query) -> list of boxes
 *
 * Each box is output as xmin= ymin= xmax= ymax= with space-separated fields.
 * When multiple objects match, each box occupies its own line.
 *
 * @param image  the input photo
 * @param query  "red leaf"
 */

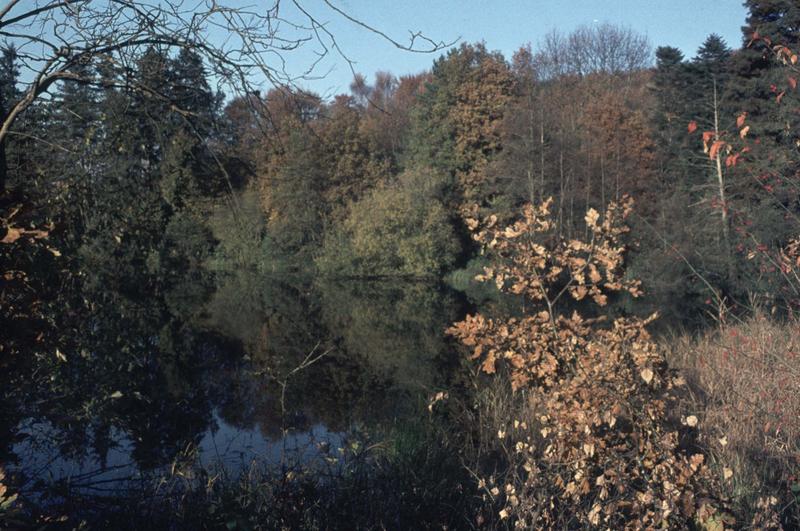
xmin=709 ymin=140 xmax=726 ymax=160
xmin=687 ymin=120 xmax=698 ymax=134
xmin=702 ymin=131 xmax=715 ymax=152
xmin=777 ymin=90 xmax=786 ymax=104
xmin=790 ymin=76 xmax=798 ymax=90
xmin=736 ymin=112 xmax=747 ymax=128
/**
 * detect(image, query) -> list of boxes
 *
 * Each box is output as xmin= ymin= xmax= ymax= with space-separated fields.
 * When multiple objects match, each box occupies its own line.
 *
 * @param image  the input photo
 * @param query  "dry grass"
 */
xmin=665 ymin=314 xmax=800 ymax=528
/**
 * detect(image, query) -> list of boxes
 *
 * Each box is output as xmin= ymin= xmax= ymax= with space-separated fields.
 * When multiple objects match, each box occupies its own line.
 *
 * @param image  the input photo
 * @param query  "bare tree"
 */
xmin=533 ymin=23 xmax=651 ymax=80
xmin=0 ymin=0 xmax=452 ymax=191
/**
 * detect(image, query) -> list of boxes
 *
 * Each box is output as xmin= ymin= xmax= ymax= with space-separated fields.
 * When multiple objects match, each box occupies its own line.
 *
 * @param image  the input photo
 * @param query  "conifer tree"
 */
xmin=652 ymin=46 xmax=690 ymax=177
xmin=170 ymin=47 xmax=219 ymax=131
xmin=78 ymin=49 xmax=172 ymax=296
xmin=0 ymin=45 xmax=19 ymax=192
xmin=743 ymin=0 xmax=800 ymax=48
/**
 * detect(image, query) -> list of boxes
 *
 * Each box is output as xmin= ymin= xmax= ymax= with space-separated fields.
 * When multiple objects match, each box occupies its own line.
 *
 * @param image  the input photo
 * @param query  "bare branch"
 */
xmin=0 ymin=0 xmax=452 ymax=184
xmin=321 ymin=0 xmax=456 ymax=54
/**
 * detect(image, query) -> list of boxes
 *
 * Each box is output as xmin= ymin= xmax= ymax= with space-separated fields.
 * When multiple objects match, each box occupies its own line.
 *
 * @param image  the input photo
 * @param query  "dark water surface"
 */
xmin=1 ymin=273 xmax=471 ymax=504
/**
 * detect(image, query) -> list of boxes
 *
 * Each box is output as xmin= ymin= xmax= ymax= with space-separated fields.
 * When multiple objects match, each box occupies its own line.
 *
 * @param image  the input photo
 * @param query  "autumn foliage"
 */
xmin=448 ymin=199 xmax=722 ymax=528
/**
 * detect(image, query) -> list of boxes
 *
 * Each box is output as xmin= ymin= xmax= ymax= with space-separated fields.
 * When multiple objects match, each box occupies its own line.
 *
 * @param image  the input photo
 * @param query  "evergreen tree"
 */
xmin=0 ymin=45 xmax=19 ymax=110
xmin=689 ymin=34 xmax=734 ymax=128
xmin=57 ymin=63 xmax=101 ymax=149
xmin=652 ymin=46 xmax=691 ymax=178
xmin=651 ymin=37 xmax=734 ymax=211
xmin=0 ymin=44 xmax=20 ymax=192
xmin=78 ymin=49 xmax=172 ymax=298
xmin=408 ymin=43 xmax=491 ymax=177
xmin=133 ymin=47 xmax=175 ymax=166
xmin=731 ymin=0 xmax=800 ymax=159
xmin=723 ymin=0 xmax=800 ymax=296
xmin=170 ymin=47 xmax=219 ymax=130
xmin=743 ymin=0 xmax=800 ymax=48
xmin=695 ymin=34 xmax=733 ymax=68
xmin=49 ymin=63 xmax=103 ymax=245
xmin=163 ymin=49 xmax=226 ymax=200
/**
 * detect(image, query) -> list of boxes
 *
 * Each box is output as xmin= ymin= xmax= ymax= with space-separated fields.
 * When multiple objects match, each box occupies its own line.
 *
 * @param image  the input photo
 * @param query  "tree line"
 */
xmin=2 ymin=0 xmax=800 ymax=327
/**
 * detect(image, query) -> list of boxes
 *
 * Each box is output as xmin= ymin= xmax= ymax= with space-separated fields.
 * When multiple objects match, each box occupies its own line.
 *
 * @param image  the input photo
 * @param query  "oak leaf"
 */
xmin=584 ymin=208 xmax=600 ymax=228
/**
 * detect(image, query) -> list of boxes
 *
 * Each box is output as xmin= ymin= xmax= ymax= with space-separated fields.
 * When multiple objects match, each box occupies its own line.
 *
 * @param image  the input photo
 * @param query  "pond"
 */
xmin=1 ymin=271 xmax=476 ymax=509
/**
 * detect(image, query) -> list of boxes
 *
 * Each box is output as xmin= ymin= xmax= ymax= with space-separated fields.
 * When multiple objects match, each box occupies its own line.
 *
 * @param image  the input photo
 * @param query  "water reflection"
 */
xmin=2 ymin=269 xmax=467 ymax=500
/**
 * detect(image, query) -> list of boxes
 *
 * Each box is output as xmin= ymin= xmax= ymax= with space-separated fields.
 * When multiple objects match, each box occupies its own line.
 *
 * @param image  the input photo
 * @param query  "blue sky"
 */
xmin=283 ymin=0 xmax=748 ymax=97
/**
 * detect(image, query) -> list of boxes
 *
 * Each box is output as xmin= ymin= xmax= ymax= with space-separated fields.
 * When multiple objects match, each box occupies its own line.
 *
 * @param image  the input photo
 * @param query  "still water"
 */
xmin=1 ymin=273 xmax=472 ymax=502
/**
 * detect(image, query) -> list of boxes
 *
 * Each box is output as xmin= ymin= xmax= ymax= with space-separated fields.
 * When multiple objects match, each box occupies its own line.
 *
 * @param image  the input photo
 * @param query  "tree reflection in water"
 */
xmin=1 ymin=266 xmax=468 ymax=506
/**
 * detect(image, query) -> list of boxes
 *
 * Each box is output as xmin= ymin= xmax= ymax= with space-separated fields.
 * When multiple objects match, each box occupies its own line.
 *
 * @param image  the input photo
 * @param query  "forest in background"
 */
xmin=3 ymin=5 xmax=799 ymax=327
xmin=2 ymin=0 xmax=800 ymax=528
xmin=0 ymin=5 xmax=798 ymax=324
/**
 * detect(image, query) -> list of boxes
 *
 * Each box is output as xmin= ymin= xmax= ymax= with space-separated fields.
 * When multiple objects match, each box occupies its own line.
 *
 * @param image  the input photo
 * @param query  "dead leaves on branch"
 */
xmin=465 ymin=195 xmax=641 ymax=309
xmin=2 ymin=205 xmax=51 ymax=245
xmin=1 ymin=226 xmax=49 ymax=244
xmin=449 ymin=198 xmax=722 ymax=529
xmin=1 ymin=205 xmax=61 ymax=257
xmin=1 ymin=224 xmax=61 ymax=257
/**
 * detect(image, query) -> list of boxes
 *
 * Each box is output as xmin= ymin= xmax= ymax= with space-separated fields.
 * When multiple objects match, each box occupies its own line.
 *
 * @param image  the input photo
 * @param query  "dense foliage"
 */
xmin=3 ymin=4 xmax=800 ymax=310
xmin=4 ymin=0 xmax=800 ymax=528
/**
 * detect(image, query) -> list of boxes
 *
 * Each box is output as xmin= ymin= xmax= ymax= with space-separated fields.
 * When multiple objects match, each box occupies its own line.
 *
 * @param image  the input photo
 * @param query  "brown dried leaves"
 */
xmin=448 ymin=198 xmax=717 ymax=528
xmin=469 ymin=196 xmax=641 ymax=309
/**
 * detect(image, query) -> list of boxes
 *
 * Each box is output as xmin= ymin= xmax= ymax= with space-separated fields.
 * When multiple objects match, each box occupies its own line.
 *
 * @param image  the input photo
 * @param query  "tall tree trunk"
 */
xmin=527 ymin=90 xmax=535 ymax=204
xmin=712 ymin=79 xmax=734 ymax=281
xmin=600 ymin=153 xmax=606 ymax=208
xmin=539 ymin=107 xmax=545 ymax=204
xmin=558 ymin=148 xmax=565 ymax=238
xmin=713 ymin=79 xmax=730 ymax=249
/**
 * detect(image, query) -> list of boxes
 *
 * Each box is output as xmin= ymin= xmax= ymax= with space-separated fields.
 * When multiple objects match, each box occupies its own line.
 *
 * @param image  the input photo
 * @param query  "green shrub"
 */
xmin=316 ymin=168 xmax=460 ymax=278
xmin=205 ymin=186 xmax=294 ymax=273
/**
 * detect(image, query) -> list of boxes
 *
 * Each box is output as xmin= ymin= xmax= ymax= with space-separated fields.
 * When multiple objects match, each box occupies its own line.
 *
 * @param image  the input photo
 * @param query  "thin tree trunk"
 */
xmin=600 ymin=153 xmax=606 ymax=209
xmin=712 ymin=79 xmax=733 ymax=280
xmin=527 ymin=91 xmax=535 ymax=204
xmin=569 ymin=169 xmax=574 ymax=239
xmin=713 ymin=79 xmax=730 ymax=248
xmin=585 ymin=138 xmax=591 ymax=239
xmin=539 ymin=107 xmax=545 ymax=203
xmin=559 ymin=149 xmax=565 ymax=238
xmin=615 ymin=142 xmax=621 ymax=202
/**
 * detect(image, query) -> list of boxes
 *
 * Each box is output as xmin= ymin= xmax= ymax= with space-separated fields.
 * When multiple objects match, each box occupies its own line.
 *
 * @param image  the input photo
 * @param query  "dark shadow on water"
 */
xmin=1 ymin=268 xmax=473 ymax=509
